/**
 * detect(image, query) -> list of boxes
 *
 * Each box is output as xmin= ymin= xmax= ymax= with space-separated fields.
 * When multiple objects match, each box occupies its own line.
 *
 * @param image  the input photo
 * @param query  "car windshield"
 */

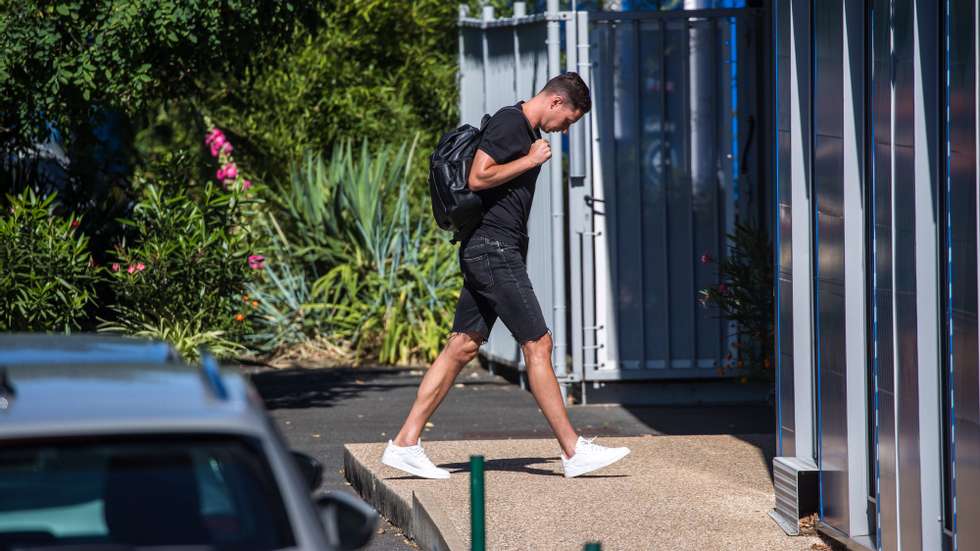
xmin=0 ymin=436 xmax=296 ymax=551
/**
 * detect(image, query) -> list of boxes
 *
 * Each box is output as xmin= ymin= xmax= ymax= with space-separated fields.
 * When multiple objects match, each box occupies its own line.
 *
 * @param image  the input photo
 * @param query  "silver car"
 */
xmin=0 ymin=335 xmax=376 ymax=550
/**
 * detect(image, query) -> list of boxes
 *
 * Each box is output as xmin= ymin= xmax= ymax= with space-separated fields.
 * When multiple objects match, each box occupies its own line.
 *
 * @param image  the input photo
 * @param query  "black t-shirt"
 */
xmin=471 ymin=101 xmax=542 ymax=246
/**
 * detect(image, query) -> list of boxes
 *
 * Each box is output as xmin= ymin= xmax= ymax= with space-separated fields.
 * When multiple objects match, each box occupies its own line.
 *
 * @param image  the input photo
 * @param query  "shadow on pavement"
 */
xmin=620 ymin=403 xmax=777 ymax=481
xmin=251 ymin=366 xmax=414 ymax=410
xmin=385 ymin=456 xmax=627 ymax=479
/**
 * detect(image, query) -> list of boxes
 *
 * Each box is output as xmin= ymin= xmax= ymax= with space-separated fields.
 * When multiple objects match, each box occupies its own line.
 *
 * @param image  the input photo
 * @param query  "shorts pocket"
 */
xmin=461 ymin=253 xmax=494 ymax=290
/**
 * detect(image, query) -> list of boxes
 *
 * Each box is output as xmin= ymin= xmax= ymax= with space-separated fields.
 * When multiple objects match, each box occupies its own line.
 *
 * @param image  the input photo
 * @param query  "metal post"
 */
xmin=568 ymin=17 xmax=584 ymax=179
xmin=470 ymin=455 xmax=486 ymax=551
xmin=458 ymin=5 xmax=468 ymax=126
xmin=546 ymin=0 xmax=568 ymax=380
xmin=576 ymin=10 xmax=596 ymax=377
xmin=583 ymin=543 xmax=601 ymax=551
xmin=481 ymin=6 xmax=495 ymax=116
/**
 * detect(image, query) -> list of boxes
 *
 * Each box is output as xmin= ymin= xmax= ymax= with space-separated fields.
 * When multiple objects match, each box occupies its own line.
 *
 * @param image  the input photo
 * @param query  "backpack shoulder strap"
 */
xmin=480 ymin=105 xmax=524 ymax=131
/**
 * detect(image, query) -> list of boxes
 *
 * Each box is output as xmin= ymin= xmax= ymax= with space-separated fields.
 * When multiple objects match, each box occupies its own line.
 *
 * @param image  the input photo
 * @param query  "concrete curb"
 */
xmin=343 ymin=445 xmax=464 ymax=551
xmin=412 ymin=489 xmax=466 ymax=551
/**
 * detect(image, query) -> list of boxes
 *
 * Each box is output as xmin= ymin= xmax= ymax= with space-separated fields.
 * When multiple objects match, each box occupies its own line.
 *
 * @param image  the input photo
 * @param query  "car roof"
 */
xmin=0 ymin=361 xmax=270 ymax=441
xmin=0 ymin=333 xmax=182 ymax=365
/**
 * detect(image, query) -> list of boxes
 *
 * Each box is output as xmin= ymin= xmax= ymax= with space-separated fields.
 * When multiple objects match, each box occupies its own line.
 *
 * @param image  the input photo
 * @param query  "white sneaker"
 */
xmin=380 ymin=438 xmax=450 ymax=480
xmin=560 ymin=436 xmax=630 ymax=478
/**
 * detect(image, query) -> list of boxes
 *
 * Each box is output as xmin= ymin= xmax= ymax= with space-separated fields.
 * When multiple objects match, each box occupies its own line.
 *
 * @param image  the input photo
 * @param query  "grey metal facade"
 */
xmin=459 ymin=3 xmax=764 ymax=395
xmin=458 ymin=5 xmax=560 ymax=375
xmin=774 ymin=0 xmax=980 ymax=549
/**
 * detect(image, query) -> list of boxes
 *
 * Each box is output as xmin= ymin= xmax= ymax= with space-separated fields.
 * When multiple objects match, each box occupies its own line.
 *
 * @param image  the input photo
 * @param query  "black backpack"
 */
xmin=428 ymin=106 xmax=518 ymax=238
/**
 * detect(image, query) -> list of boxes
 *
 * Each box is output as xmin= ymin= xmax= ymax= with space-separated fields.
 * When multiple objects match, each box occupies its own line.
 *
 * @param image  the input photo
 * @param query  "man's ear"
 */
xmin=549 ymin=94 xmax=565 ymax=110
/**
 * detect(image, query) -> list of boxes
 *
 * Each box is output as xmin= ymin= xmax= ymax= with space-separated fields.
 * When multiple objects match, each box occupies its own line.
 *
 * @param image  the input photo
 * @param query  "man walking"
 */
xmin=382 ymin=73 xmax=630 ymax=479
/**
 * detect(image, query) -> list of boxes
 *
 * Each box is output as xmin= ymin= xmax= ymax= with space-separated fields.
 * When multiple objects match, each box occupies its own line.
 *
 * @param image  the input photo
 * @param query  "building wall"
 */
xmin=774 ymin=0 xmax=980 ymax=549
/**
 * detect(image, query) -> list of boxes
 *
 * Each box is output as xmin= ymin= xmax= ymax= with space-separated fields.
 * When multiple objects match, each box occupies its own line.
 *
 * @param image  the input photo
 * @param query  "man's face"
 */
xmin=542 ymin=97 xmax=584 ymax=134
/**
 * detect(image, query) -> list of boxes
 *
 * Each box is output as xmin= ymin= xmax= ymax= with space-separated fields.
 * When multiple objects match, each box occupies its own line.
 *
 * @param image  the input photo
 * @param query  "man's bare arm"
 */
xmin=468 ymin=139 xmax=552 ymax=192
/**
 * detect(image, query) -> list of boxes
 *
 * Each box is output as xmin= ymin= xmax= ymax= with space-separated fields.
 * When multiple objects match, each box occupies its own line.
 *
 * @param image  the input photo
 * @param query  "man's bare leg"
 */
xmin=392 ymin=332 xmax=482 ymax=447
xmin=522 ymin=332 xmax=579 ymax=458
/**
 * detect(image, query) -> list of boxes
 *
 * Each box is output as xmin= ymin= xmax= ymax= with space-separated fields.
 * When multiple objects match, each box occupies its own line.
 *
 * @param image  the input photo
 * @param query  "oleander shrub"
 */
xmin=0 ymin=188 xmax=99 ymax=332
xmin=99 ymin=128 xmax=263 ymax=360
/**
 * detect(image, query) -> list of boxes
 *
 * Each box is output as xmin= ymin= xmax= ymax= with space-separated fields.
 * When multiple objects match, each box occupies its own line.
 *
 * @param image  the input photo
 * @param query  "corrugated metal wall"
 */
xmin=459 ymin=12 xmax=557 ymax=371
xmin=774 ymin=0 xmax=980 ymax=548
xmin=459 ymin=6 xmax=763 ymax=386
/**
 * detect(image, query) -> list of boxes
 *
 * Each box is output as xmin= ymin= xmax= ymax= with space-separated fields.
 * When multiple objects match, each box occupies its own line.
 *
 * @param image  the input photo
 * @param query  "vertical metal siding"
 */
xmin=841 ymin=0 xmax=872 ymax=539
xmin=585 ymin=9 xmax=758 ymax=380
xmin=813 ymin=0 xmax=850 ymax=532
xmin=870 ymin=0 xmax=899 ymax=547
xmin=459 ymin=16 xmax=556 ymax=370
xmin=776 ymin=0 xmax=797 ymax=458
xmin=947 ymin=0 xmax=980 ymax=548
xmin=911 ymin=1 xmax=943 ymax=548
xmin=461 ymin=8 xmax=759 ymax=382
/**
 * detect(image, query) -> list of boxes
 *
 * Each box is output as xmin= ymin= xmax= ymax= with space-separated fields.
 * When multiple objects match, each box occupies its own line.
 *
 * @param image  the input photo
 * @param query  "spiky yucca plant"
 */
xmin=266 ymin=138 xmax=461 ymax=365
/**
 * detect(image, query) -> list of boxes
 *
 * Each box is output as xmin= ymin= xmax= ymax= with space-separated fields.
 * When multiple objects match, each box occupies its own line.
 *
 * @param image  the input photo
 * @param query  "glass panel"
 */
xmin=0 ymin=437 xmax=295 ymax=550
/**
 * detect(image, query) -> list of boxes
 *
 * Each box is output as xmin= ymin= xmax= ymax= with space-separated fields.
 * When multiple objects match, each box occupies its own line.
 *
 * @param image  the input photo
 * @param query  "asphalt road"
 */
xmin=248 ymin=362 xmax=775 ymax=551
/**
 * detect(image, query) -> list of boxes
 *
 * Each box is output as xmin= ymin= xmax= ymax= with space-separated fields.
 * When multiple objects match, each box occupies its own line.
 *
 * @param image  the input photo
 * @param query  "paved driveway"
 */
xmin=248 ymin=363 xmax=777 ymax=550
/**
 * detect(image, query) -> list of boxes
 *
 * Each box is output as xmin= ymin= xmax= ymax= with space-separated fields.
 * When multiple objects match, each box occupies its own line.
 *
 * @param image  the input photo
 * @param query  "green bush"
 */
xmin=99 ymin=150 xmax=261 ymax=360
xmin=0 ymin=0 xmax=304 ymax=150
xmin=698 ymin=222 xmax=774 ymax=380
xmin=244 ymin=248 xmax=321 ymax=354
xmin=0 ymin=188 xmax=99 ymax=332
xmin=138 ymin=0 xmax=461 ymax=185
xmin=266 ymin=141 xmax=461 ymax=365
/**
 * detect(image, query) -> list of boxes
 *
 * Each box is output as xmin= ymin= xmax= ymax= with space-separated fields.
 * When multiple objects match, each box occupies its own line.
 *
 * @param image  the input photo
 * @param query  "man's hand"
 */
xmin=527 ymin=139 xmax=552 ymax=166
xmin=468 ymin=139 xmax=551 ymax=192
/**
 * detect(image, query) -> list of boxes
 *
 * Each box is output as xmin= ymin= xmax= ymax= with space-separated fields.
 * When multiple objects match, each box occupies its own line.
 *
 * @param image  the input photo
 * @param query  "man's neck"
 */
xmin=520 ymin=99 xmax=542 ymax=130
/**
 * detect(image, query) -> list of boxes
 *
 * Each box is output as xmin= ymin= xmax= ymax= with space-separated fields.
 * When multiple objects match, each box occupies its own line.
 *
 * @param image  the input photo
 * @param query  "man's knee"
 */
xmin=448 ymin=332 xmax=482 ymax=363
xmin=521 ymin=330 xmax=553 ymax=361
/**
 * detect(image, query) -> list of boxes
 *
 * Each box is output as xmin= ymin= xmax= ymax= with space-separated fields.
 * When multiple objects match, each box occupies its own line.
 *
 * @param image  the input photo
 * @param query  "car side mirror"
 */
xmin=317 ymin=491 xmax=378 ymax=550
xmin=292 ymin=451 xmax=323 ymax=491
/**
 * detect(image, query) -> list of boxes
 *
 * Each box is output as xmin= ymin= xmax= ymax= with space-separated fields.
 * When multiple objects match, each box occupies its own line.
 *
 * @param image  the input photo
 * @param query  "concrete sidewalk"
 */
xmin=345 ymin=434 xmax=824 ymax=551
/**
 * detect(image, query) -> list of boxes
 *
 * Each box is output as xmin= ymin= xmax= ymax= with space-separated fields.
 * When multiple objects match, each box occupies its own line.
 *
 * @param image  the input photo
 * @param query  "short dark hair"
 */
xmin=540 ymin=72 xmax=591 ymax=113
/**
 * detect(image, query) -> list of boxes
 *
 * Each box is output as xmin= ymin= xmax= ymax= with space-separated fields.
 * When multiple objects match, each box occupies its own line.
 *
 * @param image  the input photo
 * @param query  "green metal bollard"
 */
xmin=583 ymin=543 xmax=601 ymax=551
xmin=470 ymin=455 xmax=486 ymax=551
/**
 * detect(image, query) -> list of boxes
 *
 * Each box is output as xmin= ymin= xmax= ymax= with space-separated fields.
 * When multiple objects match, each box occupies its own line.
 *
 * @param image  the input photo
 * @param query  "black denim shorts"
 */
xmin=451 ymin=235 xmax=549 ymax=345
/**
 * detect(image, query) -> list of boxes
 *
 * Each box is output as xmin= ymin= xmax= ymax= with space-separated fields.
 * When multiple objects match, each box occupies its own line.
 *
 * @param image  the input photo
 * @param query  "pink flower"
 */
xmin=205 ymin=128 xmax=224 ymax=145
xmin=242 ymin=179 xmax=252 ymax=191
xmin=212 ymin=134 xmax=226 ymax=149
xmin=70 ymin=219 xmax=80 ymax=229
xmin=210 ymin=142 xmax=222 ymax=157
xmin=222 ymin=163 xmax=237 ymax=179
xmin=221 ymin=141 xmax=233 ymax=154
xmin=135 ymin=262 xmax=146 ymax=272
xmin=127 ymin=264 xmax=136 ymax=274
xmin=111 ymin=263 xmax=120 ymax=272
xmin=699 ymin=252 xmax=712 ymax=264
xmin=248 ymin=255 xmax=265 ymax=270
xmin=216 ymin=167 xmax=227 ymax=181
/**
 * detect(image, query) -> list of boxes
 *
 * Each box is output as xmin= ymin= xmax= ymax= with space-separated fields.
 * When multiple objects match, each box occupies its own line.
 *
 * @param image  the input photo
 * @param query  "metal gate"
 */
xmin=459 ymin=3 xmax=764 ymax=390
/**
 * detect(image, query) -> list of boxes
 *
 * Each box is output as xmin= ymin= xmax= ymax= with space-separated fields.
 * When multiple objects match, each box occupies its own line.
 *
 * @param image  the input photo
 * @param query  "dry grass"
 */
xmin=238 ymin=336 xmax=358 ymax=369
xmin=799 ymin=513 xmax=849 ymax=551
